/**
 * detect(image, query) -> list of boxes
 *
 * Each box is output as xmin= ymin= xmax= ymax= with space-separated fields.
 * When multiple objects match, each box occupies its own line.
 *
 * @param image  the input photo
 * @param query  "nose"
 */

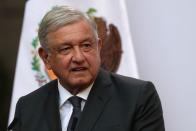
xmin=72 ymin=46 xmax=85 ymax=64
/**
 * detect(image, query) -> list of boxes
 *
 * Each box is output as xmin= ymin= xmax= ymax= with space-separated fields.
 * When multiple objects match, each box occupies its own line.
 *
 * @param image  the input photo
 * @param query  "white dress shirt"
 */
xmin=58 ymin=80 xmax=93 ymax=131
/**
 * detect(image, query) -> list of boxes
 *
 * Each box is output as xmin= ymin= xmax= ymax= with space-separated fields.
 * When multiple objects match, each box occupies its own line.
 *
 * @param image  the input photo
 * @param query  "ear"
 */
xmin=38 ymin=47 xmax=52 ymax=70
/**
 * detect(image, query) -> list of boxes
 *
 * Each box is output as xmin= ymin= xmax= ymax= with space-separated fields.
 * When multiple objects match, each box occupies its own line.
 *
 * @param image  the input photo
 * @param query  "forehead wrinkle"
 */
xmin=47 ymin=20 xmax=96 ymax=47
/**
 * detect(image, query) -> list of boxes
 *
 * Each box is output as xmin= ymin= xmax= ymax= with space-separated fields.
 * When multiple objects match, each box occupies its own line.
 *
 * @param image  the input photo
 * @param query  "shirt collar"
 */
xmin=58 ymin=80 xmax=93 ymax=107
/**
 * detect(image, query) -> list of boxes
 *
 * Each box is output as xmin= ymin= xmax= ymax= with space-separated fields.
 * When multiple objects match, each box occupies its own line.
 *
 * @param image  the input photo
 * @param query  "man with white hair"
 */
xmin=9 ymin=5 xmax=165 ymax=131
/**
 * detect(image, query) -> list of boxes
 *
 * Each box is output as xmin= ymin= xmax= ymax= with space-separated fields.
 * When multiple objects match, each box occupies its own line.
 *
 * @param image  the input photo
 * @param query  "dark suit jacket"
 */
xmin=9 ymin=69 xmax=165 ymax=131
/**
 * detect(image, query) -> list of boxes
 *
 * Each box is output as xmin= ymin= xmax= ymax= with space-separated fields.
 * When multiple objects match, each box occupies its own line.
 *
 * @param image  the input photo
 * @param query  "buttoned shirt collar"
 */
xmin=58 ymin=80 xmax=93 ymax=108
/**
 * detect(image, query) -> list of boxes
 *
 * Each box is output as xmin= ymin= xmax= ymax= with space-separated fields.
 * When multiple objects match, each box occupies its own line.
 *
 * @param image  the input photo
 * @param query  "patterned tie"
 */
xmin=67 ymin=96 xmax=82 ymax=131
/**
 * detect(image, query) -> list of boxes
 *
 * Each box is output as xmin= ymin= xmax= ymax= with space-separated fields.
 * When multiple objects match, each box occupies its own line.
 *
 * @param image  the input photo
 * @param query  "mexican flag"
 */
xmin=9 ymin=0 xmax=138 ymax=123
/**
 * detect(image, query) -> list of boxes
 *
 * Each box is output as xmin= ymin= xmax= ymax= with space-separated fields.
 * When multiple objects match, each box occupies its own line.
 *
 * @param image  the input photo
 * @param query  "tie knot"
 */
xmin=68 ymin=96 xmax=82 ymax=109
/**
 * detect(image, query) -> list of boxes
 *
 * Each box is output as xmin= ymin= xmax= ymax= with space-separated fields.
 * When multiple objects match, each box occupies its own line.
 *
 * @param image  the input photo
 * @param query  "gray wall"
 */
xmin=125 ymin=0 xmax=196 ymax=131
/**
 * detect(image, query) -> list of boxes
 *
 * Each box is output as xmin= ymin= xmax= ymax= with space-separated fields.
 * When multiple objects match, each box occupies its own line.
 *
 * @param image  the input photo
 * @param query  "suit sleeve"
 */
xmin=132 ymin=82 xmax=165 ymax=131
xmin=8 ymin=97 xmax=23 ymax=131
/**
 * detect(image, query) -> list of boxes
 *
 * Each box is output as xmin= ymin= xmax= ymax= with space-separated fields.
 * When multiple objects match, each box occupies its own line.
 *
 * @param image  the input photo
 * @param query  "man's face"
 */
xmin=39 ymin=19 xmax=102 ymax=90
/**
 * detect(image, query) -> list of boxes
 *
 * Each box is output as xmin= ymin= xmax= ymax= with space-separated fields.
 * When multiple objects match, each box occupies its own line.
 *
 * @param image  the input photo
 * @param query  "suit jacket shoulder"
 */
xmin=23 ymin=80 xmax=57 ymax=99
xmin=80 ymin=69 xmax=165 ymax=131
xmin=105 ymin=71 xmax=158 ymax=105
xmin=15 ymin=80 xmax=58 ymax=113
xmin=9 ymin=80 xmax=60 ymax=131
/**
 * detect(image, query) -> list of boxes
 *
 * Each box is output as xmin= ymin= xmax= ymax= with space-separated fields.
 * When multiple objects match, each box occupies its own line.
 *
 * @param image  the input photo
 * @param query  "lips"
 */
xmin=71 ymin=67 xmax=87 ymax=71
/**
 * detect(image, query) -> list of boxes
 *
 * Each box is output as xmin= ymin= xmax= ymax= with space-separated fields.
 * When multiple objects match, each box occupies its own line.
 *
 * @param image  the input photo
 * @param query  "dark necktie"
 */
xmin=67 ymin=96 xmax=82 ymax=131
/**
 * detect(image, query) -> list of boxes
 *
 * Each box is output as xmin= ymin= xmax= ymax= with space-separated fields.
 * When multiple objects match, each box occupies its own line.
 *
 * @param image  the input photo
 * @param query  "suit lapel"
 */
xmin=75 ymin=69 xmax=113 ymax=131
xmin=44 ymin=80 xmax=62 ymax=131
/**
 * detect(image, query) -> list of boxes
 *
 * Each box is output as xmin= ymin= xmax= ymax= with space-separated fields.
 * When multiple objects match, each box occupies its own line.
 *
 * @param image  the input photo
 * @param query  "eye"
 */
xmin=83 ymin=43 xmax=91 ymax=48
xmin=81 ymin=42 xmax=92 ymax=51
xmin=58 ymin=46 xmax=71 ymax=55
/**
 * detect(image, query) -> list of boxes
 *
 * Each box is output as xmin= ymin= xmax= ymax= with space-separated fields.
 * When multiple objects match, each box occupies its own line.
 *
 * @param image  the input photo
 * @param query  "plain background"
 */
xmin=125 ymin=0 xmax=196 ymax=131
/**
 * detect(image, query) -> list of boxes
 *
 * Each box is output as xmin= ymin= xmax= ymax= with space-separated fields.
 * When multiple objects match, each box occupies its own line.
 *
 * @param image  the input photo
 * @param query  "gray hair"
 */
xmin=38 ymin=5 xmax=98 ymax=49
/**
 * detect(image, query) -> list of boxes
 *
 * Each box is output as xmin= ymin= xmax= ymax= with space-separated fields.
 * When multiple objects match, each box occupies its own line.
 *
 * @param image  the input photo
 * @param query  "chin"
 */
xmin=72 ymin=79 xmax=92 ymax=87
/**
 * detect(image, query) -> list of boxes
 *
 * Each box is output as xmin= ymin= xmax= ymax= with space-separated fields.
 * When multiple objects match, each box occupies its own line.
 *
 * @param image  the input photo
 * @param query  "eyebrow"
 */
xmin=80 ymin=37 xmax=97 ymax=44
xmin=56 ymin=36 xmax=95 ymax=46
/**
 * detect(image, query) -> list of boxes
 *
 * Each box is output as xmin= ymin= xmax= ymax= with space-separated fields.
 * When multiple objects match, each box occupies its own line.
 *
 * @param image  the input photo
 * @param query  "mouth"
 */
xmin=71 ymin=67 xmax=87 ymax=72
